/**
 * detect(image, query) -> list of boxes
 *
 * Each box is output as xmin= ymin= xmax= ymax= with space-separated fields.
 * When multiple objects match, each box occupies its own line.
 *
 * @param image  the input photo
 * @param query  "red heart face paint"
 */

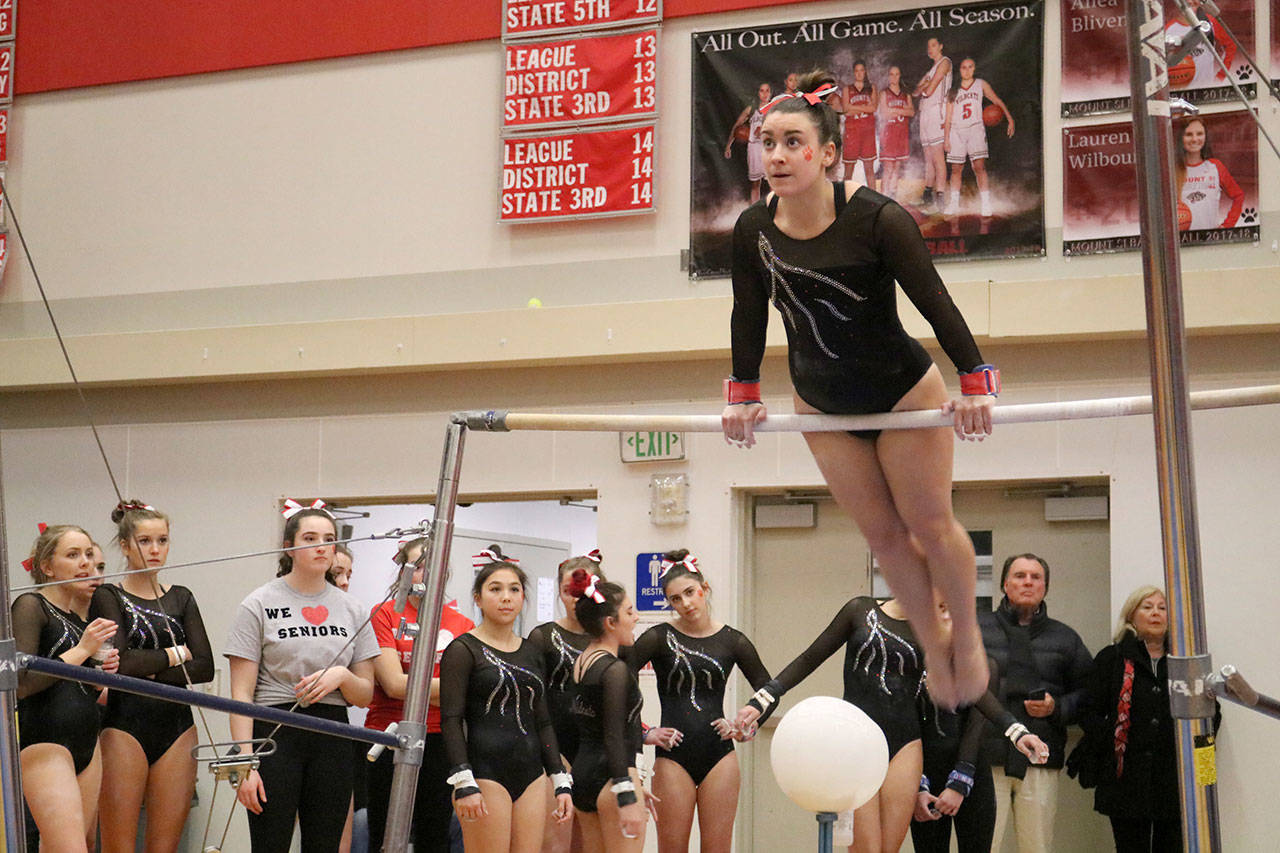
xmin=803 ymin=146 xmax=814 ymax=161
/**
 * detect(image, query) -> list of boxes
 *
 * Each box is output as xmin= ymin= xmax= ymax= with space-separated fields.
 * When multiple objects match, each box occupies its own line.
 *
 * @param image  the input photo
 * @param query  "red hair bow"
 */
xmin=282 ymin=498 xmax=327 ymax=519
xmin=23 ymin=522 xmax=50 ymax=571
xmin=586 ymin=549 xmax=602 ymax=563
xmin=759 ymin=84 xmax=840 ymax=115
xmin=583 ymin=574 xmax=607 ymax=604
xmin=658 ymin=555 xmax=700 ymax=578
xmin=472 ymin=549 xmax=519 ymax=568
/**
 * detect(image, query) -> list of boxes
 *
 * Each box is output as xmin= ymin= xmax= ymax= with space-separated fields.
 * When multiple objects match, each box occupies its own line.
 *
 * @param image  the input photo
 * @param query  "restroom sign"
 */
xmin=635 ymin=552 xmax=668 ymax=611
xmin=620 ymin=431 xmax=684 ymax=463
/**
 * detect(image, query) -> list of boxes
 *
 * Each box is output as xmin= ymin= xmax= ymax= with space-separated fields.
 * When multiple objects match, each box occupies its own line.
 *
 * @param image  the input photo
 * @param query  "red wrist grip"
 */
xmin=724 ymin=378 xmax=761 ymax=404
xmin=959 ymin=365 xmax=1000 ymax=397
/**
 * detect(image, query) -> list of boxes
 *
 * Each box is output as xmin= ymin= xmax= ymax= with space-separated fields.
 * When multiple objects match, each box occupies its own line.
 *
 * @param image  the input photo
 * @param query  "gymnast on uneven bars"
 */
xmin=720 ymin=68 xmax=997 ymax=709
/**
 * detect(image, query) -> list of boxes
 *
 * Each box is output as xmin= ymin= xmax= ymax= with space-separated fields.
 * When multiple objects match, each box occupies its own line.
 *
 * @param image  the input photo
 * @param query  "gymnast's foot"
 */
xmin=918 ymin=610 xmax=988 ymax=709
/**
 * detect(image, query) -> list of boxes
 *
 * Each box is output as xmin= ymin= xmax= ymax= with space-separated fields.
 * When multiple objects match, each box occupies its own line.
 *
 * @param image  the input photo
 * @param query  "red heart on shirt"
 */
xmin=301 ymin=606 xmax=329 ymax=626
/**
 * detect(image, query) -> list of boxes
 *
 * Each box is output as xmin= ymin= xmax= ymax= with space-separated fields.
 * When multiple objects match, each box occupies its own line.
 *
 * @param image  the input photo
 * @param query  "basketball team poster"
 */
xmin=688 ymin=0 xmax=1046 ymax=278
xmin=1061 ymin=0 xmax=1256 ymax=116
xmin=1061 ymin=109 xmax=1260 ymax=255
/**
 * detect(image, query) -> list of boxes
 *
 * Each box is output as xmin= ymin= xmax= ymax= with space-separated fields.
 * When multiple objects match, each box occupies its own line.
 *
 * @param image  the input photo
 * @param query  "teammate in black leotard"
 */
xmin=913 ymin=657 xmax=1050 ymax=853
xmin=14 ymin=524 xmax=119 ymax=853
xmin=441 ymin=551 xmax=572 ymax=853
xmin=736 ymin=595 xmax=926 ymax=852
xmin=90 ymin=501 xmax=214 ymax=853
xmin=628 ymin=551 xmax=772 ymax=853
xmin=526 ymin=550 xmax=614 ymax=853
xmin=721 ymin=67 xmax=998 ymax=710
xmin=565 ymin=569 xmax=658 ymax=852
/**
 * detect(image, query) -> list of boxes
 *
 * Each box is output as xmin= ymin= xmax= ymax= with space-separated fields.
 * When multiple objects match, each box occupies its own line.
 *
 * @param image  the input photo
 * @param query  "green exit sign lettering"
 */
xmin=620 ymin=431 xmax=686 ymax=463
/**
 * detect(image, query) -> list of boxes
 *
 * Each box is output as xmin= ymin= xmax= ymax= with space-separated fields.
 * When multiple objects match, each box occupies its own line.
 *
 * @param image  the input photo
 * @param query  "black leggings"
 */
xmin=249 ymin=704 xmax=354 ymax=853
xmin=366 ymin=733 xmax=454 ymax=853
xmin=1109 ymin=815 xmax=1182 ymax=852
xmin=910 ymin=763 xmax=996 ymax=853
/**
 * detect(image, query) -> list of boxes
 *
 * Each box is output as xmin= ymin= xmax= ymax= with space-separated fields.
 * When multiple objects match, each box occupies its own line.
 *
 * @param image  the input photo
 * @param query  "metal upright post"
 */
xmin=382 ymin=419 xmax=468 ymax=850
xmin=0 ymin=438 xmax=28 ymax=850
xmin=1124 ymin=1 xmax=1222 ymax=849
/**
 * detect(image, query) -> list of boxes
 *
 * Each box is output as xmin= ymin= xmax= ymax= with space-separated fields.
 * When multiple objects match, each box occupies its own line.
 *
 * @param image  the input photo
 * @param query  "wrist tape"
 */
xmin=1005 ymin=722 xmax=1031 ymax=746
xmin=945 ymin=762 xmax=976 ymax=797
xmin=551 ymin=771 xmax=572 ymax=796
xmin=747 ymin=680 xmax=781 ymax=714
xmin=919 ymin=774 xmax=931 ymax=793
xmin=447 ymin=765 xmax=481 ymax=800
xmin=611 ymin=777 xmax=638 ymax=807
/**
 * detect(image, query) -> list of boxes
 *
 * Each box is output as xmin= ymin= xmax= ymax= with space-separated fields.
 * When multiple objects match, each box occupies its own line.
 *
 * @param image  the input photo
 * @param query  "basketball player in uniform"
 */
xmin=835 ymin=61 xmax=878 ymax=188
xmin=1177 ymin=117 xmax=1244 ymax=230
xmin=725 ymin=82 xmax=773 ymax=203
xmin=879 ymin=66 xmax=915 ymax=201
xmin=943 ymin=58 xmax=1014 ymax=218
xmin=1165 ymin=0 xmax=1237 ymax=88
xmin=913 ymin=37 xmax=952 ymax=212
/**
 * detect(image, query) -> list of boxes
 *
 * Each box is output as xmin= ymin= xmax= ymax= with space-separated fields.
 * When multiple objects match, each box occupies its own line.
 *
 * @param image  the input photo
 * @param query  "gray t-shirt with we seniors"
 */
xmin=224 ymin=577 xmax=379 ymax=707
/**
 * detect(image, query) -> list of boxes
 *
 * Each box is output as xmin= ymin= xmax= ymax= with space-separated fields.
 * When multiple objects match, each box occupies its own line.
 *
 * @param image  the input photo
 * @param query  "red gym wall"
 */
xmin=18 ymin=0 xmax=824 ymax=94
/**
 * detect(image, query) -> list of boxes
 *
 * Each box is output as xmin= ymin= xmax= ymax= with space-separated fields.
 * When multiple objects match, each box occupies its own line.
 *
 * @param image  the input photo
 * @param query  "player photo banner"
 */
xmin=688 ymin=1 xmax=1046 ymax=278
xmin=1061 ymin=0 xmax=1256 ymax=117
xmin=1271 ymin=0 xmax=1279 ymax=88
xmin=1061 ymin=109 xmax=1259 ymax=255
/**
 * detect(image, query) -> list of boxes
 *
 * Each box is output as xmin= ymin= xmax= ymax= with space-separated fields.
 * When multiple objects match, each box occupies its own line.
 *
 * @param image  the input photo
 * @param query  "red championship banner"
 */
xmin=0 ymin=43 xmax=12 ymax=103
xmin=0 ymin=108 xmax=8 ymax=163
xmin=0 ymin=0 xmax=14 ymax=41
xmin=505 ymin=29 xmax=658 ymax=129
xmin=504 ymin=0 xmax=661 ymax=40
xmin=1061 ymin=0 xmax=1255 ymax=116
xmin=501 ymin=123 xmax=655 ymax=222
xmin=1062 ymin=110 xmax=1259 ymax=255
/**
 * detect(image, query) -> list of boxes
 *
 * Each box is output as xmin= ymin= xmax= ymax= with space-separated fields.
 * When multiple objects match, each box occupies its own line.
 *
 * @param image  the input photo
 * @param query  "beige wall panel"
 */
xmin=1 ymin=425 xmax=131 ymax=552
xmin=316 ymin=414 xmax=444 ymax=497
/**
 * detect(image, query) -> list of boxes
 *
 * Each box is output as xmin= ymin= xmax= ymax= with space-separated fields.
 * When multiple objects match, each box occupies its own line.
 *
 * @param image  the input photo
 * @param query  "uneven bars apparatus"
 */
xmin=379 ymin=381 xmax=1280 ymax=851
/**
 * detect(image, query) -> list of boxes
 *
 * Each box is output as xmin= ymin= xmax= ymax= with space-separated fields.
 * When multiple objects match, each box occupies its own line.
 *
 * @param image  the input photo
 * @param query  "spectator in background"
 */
xmin=979 ymin=553 xmax=1093 ymax=853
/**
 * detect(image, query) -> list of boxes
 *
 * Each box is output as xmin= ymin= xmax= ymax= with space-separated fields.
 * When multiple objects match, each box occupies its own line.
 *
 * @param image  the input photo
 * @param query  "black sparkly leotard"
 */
xmin=440 ymin=633 xmax=565 ymax=801
xmin=527 ymin=621 xmax=592 ymax=764
xmin=90 ymin=584 xmax=215 ymax=765
xmin=571 ymin=650 xmax=644 ymax=813
xmin=12 ymin=593 xmax=101 ymax=774
xmin=766 ymin=597 xmax=925 ymax=757
xmin=730 ymin=182 xmax=985 ymax=438
xmin=629 ymin=623 xmax=772 ymax=786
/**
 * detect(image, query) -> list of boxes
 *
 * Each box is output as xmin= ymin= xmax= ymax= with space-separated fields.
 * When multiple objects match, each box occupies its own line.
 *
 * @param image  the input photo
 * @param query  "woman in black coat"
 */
xmin=1079 ymin=585 xmax=1219 ymax=852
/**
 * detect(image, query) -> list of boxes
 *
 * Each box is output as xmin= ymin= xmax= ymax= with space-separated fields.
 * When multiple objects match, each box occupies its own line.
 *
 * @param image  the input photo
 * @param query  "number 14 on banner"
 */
xmin=631 ymin=128 xmax=653 ymax=206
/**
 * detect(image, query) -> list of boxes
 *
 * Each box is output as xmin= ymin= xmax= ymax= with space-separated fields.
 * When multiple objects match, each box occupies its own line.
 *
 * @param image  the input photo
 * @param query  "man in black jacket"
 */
xmin=979 ymin=553 xmax=1093 ymax=853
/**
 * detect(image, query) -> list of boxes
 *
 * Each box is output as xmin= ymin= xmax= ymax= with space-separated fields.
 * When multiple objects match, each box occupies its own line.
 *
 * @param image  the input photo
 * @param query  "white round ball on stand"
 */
xmin=769 ymin=696 xmax=889 ymax=813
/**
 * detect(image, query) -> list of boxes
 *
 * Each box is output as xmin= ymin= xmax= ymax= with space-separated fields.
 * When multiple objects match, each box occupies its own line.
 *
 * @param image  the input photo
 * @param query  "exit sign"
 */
xmin=620 ymin=431 xmax=685 ymax=463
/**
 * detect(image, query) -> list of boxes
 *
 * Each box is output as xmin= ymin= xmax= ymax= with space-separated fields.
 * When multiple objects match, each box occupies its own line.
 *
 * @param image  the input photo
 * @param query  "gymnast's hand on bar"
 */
xmin=721 ymin=402 xmax=767 ymax=448
xmin=944 ymin=395 xmax=994 ymax=441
